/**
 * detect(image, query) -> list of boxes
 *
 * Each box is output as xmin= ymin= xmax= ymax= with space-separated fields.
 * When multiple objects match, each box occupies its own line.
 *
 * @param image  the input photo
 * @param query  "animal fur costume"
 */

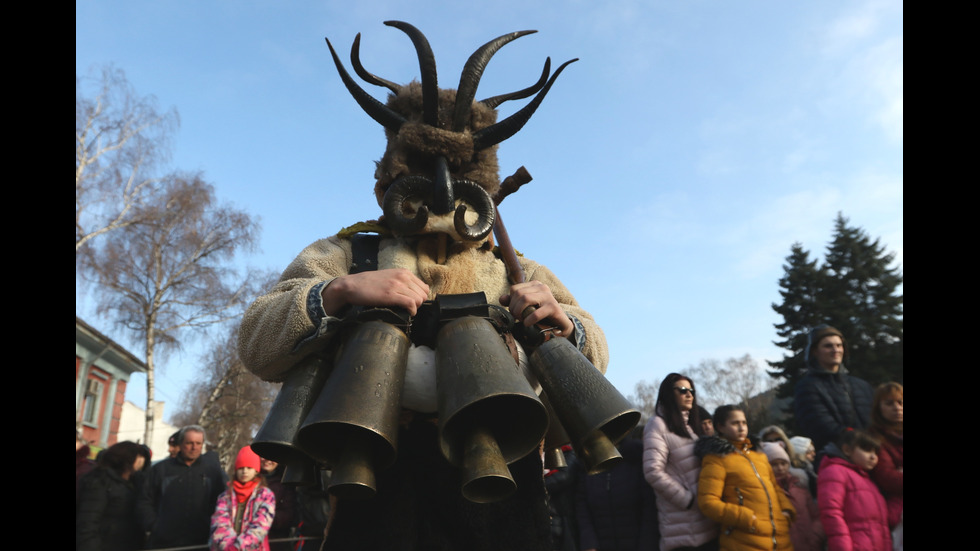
xmin=239 ymin=22 xmax=608 ymax=551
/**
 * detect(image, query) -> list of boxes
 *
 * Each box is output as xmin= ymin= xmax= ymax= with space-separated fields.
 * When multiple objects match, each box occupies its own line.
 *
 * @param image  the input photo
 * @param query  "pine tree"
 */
xmin=769 ymin=244 xmax=825 ymax=388
xmin=821 ymin=213 xmax=903 ymax=385
xmin=769 ymin=213 xmax=903 ymax=391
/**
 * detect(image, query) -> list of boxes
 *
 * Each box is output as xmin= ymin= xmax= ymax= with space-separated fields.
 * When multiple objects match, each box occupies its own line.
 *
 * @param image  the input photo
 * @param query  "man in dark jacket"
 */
xmin=793 ymin=325 xmax=874 ymax=454
xmin=137 ymin=425 xmax=227 ymax=549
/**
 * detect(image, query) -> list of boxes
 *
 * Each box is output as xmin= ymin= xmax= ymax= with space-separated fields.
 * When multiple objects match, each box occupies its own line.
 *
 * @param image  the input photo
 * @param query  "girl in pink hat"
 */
xmin=209 ymin=446 xmax=277 ymax=551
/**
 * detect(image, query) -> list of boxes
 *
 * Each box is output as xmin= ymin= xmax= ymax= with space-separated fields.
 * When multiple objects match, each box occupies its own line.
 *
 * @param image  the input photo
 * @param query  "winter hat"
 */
xmin=761 ymin=442 xmax=790 ymax=464
xmin=805 ymin=324 xmax=846 ymax=368
xmin=789 ymin=436 xmax=813 ymax=458
xmin=236 ymin=445 xmax=261 ymax=471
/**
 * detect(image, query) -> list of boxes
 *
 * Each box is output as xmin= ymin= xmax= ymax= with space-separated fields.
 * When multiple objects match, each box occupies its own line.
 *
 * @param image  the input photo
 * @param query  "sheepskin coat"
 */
xmin=696 ymin=436 xmax=795 ymax=551
xmin=642 ymin=412 xmax=718 ymax=550
xmin=239 ymin=233 xmax=608 ymax=382
xmin=238 ymin=232 xmax=609 ymax=551
xmin=817 ymin=455 xmax=891 ymax=551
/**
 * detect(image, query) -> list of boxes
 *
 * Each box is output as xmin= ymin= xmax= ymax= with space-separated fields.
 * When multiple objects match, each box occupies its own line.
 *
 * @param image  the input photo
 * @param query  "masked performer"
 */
xmin=240 ymin=22 xmax=612 ymax=551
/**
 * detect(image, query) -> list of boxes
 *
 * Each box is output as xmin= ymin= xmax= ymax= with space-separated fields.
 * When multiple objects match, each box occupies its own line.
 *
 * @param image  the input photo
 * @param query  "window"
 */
xmin=82 ymin=379 xmax=104 ymax=425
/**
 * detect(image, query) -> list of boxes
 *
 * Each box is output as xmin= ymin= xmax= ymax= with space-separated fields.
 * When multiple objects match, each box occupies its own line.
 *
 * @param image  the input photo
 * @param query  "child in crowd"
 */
xmin=210 ymin=446 xmax=277 ymax=551
xmin=696 ymin=405 xmax=795 ymax=550
xmin=817 ymin=429 xmax=891 ymax=551
xmin=762 ymin=442 xmax=823 ymax=551
xmin=758 ymin=426 xmax=809 ymax=491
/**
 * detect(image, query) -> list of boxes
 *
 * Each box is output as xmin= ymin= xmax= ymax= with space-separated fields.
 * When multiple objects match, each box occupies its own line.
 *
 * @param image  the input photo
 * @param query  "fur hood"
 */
xmin=694 ymin=435 xmax=751 ymax=458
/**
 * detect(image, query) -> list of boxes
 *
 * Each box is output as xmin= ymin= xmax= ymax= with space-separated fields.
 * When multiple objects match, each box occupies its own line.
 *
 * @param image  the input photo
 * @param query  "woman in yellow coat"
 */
xmin=696 ymin=405 xmax=795 ymax=550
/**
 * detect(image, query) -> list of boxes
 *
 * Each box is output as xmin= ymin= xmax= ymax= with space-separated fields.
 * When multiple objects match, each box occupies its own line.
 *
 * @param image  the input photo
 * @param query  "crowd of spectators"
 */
xmin=76 ymin=325 xmax=901 ymax=551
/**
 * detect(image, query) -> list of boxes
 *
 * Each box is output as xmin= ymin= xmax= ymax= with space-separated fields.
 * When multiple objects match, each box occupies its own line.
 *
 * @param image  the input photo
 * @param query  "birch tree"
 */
xmin=83 ymin=174 xmax=261 ymax=445
xmin=76 ymin=65 xmax=178 ymax=252
xmin=172 ymin=320 xmax=279 ymax=471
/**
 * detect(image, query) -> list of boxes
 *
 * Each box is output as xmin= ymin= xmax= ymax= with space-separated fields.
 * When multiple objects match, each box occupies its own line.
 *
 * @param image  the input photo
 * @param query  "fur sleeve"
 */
xmin=522 ymin=260 xmax=609 ymax=373
xmin=238 ymin=236 xmax=353 ymax=381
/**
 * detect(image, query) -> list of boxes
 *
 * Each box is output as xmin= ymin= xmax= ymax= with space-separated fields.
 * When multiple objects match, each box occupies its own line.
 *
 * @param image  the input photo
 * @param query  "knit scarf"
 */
xmin=233 ymin=478 xmax=259 ymax=506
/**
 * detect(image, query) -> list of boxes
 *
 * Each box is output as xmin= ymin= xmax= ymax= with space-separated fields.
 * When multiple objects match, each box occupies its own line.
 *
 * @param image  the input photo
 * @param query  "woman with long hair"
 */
xmin=642 ymin=373 xmax=718 ymax=550
xmin=696 ymin=406 xmax=795 ymax=551
xmin=76 ymin=441 xmax=152 ymax=551
xmin=869 ymin=382 xmax=903 ymax=535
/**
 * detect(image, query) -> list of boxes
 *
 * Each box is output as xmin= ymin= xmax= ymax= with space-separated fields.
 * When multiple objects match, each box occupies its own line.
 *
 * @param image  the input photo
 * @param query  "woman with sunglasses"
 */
xmin=642 ymin=373 xmax=719 ymax=550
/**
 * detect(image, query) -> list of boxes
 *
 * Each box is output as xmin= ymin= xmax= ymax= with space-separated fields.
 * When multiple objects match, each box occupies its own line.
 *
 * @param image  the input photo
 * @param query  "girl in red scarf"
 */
xmin=210 ymin=446 xmax=277 ymax=551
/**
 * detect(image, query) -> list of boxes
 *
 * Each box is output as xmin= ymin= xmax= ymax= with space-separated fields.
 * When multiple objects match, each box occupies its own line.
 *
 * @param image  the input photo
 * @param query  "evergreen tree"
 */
xmin=769 ymin=243 xmax=825 ymax=387
xmin=769 ymin=213 xmax=903 ymax=391
xmin=821 ymin=213 xmax=903 ymax=385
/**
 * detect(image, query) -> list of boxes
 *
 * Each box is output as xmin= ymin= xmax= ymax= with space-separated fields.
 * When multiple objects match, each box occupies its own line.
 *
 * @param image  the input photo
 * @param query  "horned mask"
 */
xmin=326 ymin=21 xmax=576 ymax=244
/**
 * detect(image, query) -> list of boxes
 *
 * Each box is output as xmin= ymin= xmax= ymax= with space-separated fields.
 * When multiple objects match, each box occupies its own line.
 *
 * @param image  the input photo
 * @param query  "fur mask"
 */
xmin=325 ymin=21 xmax=575 ymax=245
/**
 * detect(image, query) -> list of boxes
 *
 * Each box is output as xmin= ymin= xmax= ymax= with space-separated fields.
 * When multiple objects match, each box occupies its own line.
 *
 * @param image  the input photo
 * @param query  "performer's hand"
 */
xmin=322 ymin=269 xmax=430 ymax=316
xmin=500 ymin=281 xmax=574 ymax=338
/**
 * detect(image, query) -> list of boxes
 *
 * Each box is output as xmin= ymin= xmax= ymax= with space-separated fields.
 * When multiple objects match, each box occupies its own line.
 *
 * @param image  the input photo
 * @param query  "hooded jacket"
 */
xmin=696 ymin=436 xmax=795 ymax=551
xmin=642 ymin=411 xmax=718 ymax=550
xmin=817 ymin=448 xmax=891 ymax=551
xmin=793 ymin=365 xmax=873 ymax=453
xmin=793 ymin=326 xmax=873 ymax=452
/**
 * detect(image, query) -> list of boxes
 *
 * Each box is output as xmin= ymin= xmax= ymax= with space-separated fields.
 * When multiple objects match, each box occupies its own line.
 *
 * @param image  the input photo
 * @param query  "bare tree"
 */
xmin=173 ymin=322 xmax=280 ymax=471
xmin=83 ymin=174 xmax=261 ymax=445
xmin=76 ymin=65 xmax=178 ymax=253
xmin=688 ymin=354 xmax=779 ymax=429
xmin=627 ymin=378 xmax=662 ymax=428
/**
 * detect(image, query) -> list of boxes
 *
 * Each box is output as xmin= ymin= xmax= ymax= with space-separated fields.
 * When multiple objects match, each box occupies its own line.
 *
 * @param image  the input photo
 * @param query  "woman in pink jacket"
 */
xmin=210 ymin=446 xmax=277 ymax=551
xmin=817 ymin=430 xmax=891 ymax=551
xmin=642 ymin=373 xmax=719 ymax=550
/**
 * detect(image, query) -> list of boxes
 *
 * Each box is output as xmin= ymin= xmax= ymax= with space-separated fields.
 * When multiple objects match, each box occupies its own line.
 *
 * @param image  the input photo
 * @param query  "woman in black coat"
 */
xmin=76 ymin=441 xmax=151 ymax=551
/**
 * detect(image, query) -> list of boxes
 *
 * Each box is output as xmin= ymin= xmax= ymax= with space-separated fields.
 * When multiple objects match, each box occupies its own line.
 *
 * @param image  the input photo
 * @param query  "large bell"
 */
xmin=280 ymin=455 xmax=318 ymax=487
xmin=297 ymin=320 xmax=410 ymax=500
xmin=529 ymin=337 xmax=640 ymax=475
xmin=436 ymin=316 xmax=549 ymax=503
xmin=251 ymin=354 xmax=331 ymax=466
xmin=540 ymin=391 xmax=571 ymax=469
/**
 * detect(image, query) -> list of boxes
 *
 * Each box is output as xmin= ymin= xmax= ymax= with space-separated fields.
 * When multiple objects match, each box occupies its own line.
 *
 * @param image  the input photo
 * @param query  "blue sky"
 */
xmin=76 ymin=1 xmax=903 ymax=421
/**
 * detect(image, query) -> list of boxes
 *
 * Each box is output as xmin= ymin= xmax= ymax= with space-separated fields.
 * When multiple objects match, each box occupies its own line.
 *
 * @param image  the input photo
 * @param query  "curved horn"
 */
xmin=479 ymin=58 xmax=551 ymax=110
xmin=472 ymin=58 xmax=578 ymax=151
xmin=384 ymin=21 xmax=439 ymax=126
xmin=452 ymin=30 xmax=537 ymax=132
xmin=351 ymin=33 xmax=402 ymax=95
xmin=382 ymin=176 xmax=432 ymax=235
xmin=325 ymin=37 xmax=406 ymax=132
xmin=452 ymin=181 xmax=495 ymax=242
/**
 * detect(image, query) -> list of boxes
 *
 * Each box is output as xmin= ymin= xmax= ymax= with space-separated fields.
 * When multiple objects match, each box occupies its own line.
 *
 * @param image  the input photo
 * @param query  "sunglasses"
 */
xmin=673 ymin=386 xmax=695 ymax=396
